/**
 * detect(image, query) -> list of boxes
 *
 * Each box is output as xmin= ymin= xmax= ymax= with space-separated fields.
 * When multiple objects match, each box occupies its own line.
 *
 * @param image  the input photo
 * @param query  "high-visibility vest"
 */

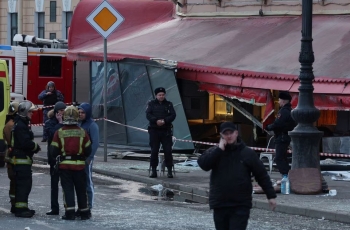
xmin=51 ymin=127 xmax=91 ymax=170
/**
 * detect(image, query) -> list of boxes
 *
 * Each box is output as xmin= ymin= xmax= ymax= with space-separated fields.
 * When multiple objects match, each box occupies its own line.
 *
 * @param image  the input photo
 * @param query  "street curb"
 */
xmin=32 ymin=156 xmax=350 ymax=224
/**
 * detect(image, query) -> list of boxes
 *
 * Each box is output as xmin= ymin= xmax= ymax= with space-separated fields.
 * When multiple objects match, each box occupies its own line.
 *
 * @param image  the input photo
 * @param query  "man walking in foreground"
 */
xmin=198 ymin=122 xmax=277 ymax=230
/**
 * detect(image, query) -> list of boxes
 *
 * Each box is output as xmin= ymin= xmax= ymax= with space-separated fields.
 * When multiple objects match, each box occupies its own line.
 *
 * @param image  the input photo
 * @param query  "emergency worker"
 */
xmin=38 ymin=81 xmax=64 ymax=142
xmin=146 ymin=87 xmax=176 ymax=178
xmin=266 ymin=91 xmax=296 ymax=183
xmin=11 ymin=100 xmax=40 ymax=218
xmin=44 ymin=101 xmax=66 ymax=215
xmin=3 ymin=101 xmax=19 ymax=213
xmin=50 ymin=106 xmax=92 ymax=220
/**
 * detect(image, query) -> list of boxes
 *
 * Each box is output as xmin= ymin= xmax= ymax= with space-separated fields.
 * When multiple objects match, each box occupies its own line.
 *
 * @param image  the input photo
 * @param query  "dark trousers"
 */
xmin=14 ymin=166 xmax=32 ymax=211
xmin=275 ymin=142 xmax=290 ymax=175
xmin=7 ymin=164 xmax=16 ymax=207
xmin=50 ymin=164 xmax=60 ymax=212
xmin=43 ymin=109 xmax=49 ymax=139
xmin=148 ymin=128 xmax=173 ymax=168
xmin=60 ymin=169 xmax=89 ymax=215
xmin=213 ymin=207 xmax=250 ymax=230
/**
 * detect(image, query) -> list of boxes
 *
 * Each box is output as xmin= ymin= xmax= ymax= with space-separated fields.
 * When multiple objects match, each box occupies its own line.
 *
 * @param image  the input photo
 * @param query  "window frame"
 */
xmin=38 ymin=12 xmax=45 ymax=38
xmin=10 ymin=13 xmax=18 ymax=45
xmin=66 ymin=11 xmax=73 ymax=39
xmin=49 ymin=33 xmax=56 ymax=40
xmin=50 ymin=1 xmax=57 ymax=22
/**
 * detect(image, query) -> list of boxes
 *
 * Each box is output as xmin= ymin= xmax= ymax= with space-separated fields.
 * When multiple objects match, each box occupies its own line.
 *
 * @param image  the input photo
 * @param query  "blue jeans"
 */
xmin=85 ymin=161 xmax=94 ymax=209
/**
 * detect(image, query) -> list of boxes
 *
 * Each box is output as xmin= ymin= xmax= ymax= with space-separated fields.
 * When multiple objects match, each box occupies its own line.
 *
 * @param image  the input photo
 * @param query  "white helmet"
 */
xmin=18 ymin=100 xmax=37 ymax=118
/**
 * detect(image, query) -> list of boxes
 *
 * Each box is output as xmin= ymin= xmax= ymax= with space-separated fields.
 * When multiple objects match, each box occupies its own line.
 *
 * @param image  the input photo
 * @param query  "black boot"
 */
xmin=81 ymin=209 xmax=91 ymax=220
xmin=62 ymin=210 xmax=76 ymax=220
xmin=149 ymin=167 xmax=157 ymax=178
xmin=167 ymin=167 xmax=173 ymax=178
xmin=15 ymin=209 xmax=34 ymax=218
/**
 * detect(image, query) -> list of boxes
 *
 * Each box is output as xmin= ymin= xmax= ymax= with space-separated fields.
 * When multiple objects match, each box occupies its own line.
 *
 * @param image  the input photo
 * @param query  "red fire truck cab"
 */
xmin=0 ymin=34 xmax=73 ymax=124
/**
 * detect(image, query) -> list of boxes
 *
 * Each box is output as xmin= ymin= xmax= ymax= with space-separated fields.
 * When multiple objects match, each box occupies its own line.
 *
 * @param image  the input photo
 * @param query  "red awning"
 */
xmin=68 ymin=2 xmax=350 ymax=81
xmin=68 ymin=1 xmax=350 ymax=110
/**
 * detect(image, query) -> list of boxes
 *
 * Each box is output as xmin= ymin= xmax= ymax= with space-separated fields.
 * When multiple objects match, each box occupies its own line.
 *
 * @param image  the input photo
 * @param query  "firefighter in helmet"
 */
xmin=12 ymin=100 xmax=40 ymax=218
xmin=50 ymin=106 xmax=92 ymax=220
xmin=3 ymin=101 xmax=19 ymax=213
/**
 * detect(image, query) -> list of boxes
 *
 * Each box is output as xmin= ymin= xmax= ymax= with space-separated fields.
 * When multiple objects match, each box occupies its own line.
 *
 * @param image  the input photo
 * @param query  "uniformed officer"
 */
xmin=11 ymin=100 xmax=40 ymax=218
xmin=3 ymin=101 xmax=19 ymax=213
xmin=146 ymin=87 xmax=176 ymax=178
xmin=50 ymin=106 xmax=92 ymax=220
xmin=266 ymin=91 xmax=296 ymax=181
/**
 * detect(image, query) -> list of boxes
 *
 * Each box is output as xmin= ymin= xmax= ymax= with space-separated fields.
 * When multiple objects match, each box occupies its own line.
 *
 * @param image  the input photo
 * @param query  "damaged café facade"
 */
xmin=67 ymin=0 xmax=350 ymax=153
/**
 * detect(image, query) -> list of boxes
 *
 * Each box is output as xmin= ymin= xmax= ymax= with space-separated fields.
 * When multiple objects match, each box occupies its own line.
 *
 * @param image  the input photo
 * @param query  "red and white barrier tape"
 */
xmin=31 ymin=117 xmax=350 ymax=158
xmin=38 ymin=103 xmax=75 ymax=110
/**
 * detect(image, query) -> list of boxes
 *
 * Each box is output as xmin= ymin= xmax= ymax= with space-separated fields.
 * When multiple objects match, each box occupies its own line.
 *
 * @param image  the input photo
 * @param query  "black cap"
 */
xmin=220 ymin=122 xmax=237 ymax=133
xmin=154 ymin=87 xmax=166 ymax=95
xmin=278 ymin=91 xmax=292 ymax=101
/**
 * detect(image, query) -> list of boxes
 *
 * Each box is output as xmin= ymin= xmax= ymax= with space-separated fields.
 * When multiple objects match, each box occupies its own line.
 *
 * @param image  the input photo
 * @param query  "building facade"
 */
xmin=0 ymin=0 xmax=80 ymax=45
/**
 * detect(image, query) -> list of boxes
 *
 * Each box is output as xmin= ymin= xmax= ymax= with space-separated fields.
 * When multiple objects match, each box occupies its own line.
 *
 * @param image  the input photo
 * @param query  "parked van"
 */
xmin=0 ymin=59 xmax=10 ymax=167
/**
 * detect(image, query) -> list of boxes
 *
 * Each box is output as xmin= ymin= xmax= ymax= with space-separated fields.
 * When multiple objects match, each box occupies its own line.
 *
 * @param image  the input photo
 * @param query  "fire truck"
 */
xmin=0 ymin=34 xmax=73 ymax=124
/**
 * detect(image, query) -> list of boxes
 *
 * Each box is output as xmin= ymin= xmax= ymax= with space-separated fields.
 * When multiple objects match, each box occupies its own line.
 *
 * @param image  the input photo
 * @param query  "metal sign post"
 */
xmin=86 ymin=0 xmax=125 ymax=162
xmin=103 ymin=38 xmax=107 ymax=162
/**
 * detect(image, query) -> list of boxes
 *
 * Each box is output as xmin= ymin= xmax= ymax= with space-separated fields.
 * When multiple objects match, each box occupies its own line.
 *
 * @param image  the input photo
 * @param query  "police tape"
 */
xmin=37 ymin=103 xmax=75 ymax=110
xmin=30 ymin=118 xmax=350 ymax=158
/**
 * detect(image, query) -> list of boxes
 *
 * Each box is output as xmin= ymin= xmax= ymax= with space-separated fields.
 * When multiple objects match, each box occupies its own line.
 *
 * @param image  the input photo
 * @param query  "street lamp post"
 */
xmin=288 ymin=0 xmax=324 ymax=183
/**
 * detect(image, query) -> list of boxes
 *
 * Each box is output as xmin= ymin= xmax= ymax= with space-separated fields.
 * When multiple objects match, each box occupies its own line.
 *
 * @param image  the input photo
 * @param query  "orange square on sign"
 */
xmin=93 ymin=7 xmax=118 ymax=31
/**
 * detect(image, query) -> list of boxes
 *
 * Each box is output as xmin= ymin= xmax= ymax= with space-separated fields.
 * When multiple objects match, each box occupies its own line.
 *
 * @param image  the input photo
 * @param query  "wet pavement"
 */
xmin=30 ymin=126 xmax=350 ymax=225
xmin=2 ymin=165 xmax=350 ymax=229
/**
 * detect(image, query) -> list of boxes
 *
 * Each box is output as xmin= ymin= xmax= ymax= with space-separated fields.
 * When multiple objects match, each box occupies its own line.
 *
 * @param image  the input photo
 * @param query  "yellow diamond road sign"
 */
xmin=86 ymin=1 xmax=125 ymax=39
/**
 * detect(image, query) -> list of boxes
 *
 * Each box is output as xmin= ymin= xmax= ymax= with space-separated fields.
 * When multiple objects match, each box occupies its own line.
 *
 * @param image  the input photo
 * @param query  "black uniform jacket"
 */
xmin=198 ymin=138 xmax=276 ymax=209
xmin=12 ymin=116 xmax=39 ymax=158
xmin=45 ymin=109 xmax=64 ymax=165
xmin=146 ymin=99 xmax=176 ymax=129
xmin=266 ymin=103 xmax=295 ymax=143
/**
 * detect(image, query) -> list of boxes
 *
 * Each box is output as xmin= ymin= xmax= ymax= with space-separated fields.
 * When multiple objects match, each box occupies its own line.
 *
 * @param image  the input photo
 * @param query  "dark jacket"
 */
xmin=198 ymin=138 xmax=276 ymax=210
xmin=45 ymin=110 xmax=64 ymax=146
xmin=44 ymin=109 xmax=64 ymax=164
xmin=266 ymin=103 xmax=296 ymax=143
xmin=12 ymin=116 xmax=40 ymax=158
xmin=146 ymin=99 xmax=176 ymax=129
xmin=38 ymin=82 xmax=64 ymax=108
xmin=78 ymin=103 xmax=99 ymax=162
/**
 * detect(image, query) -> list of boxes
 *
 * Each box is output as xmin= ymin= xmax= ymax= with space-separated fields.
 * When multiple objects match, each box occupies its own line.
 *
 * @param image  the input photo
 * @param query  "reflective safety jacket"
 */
xmin=50 ymin=125 xmax=91 ymax=171
xmin=11 ymin=116 xmax=40 ymax=166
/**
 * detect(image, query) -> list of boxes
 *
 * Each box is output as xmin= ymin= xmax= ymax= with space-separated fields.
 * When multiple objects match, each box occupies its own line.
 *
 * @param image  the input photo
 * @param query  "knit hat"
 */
xmin=54 ymin=101 xmax=66 ymax=112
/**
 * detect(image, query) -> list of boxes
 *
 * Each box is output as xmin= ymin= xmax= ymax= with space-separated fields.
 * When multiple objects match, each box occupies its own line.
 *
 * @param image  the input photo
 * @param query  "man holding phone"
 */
xmin=44 ymin=101 xmax=66 ymax=215
xmin=198 ymin=122 xmax=277 ymax=230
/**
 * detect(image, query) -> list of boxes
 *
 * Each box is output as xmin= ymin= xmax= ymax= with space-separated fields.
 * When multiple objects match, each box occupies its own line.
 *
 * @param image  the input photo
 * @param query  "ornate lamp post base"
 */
xmin=289 ymin=130 xmax=322 ymax=169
